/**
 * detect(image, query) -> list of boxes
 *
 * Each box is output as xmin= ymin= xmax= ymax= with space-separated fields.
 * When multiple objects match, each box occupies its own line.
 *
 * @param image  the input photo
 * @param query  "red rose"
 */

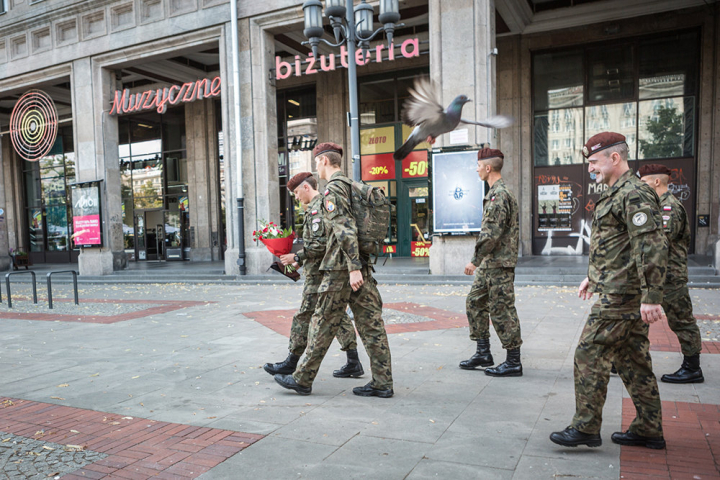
xmin=263 ymin=227 xmax=268 ymax=232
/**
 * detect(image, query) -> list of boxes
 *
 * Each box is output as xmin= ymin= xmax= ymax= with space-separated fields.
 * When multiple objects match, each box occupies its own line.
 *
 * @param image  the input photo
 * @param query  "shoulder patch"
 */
xmin=663 ymin=206 xmax=672 ymax=211
xmin=324 ymin=189 xmax=330 ymax=196
xmin=326 ymin=200 xmax=335 ymax=212
xmin=632 ymin=212 xmax=648 ymax=227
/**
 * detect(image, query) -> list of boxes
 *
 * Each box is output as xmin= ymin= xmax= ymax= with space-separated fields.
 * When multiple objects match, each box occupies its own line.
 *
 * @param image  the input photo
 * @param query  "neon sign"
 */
xmin=109 ymin=77 xmax=221 ymax=115
xmin=275 ymin=38 xmax=421 ymax=80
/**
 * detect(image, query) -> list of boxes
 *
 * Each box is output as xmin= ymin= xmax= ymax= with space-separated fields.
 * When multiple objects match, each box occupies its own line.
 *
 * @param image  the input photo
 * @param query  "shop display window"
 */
xmin=531 ymin=29 xmax=700 ymax=255
xmin=21 ymin=127 xmax=77 ymax=261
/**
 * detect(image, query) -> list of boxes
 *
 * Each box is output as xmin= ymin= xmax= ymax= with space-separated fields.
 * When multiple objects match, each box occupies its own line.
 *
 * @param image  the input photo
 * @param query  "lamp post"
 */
xmin=302 ymin=0 xmax=402 ymax=181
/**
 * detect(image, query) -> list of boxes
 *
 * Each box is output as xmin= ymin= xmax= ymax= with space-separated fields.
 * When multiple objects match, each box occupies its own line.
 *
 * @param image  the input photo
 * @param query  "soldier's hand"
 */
xmin=280 ymin=253 xmax=295 ymax=266
xmin=350 ymin=270 xmax=364 ymax=291
xmin=640 ymin=304 xmax=666 ymax=325
xmin=292 ymin=262 xmax=300 ymax=270
xmin=578 ymin=277 xmax=593 ymax=300
xmin=464 ymin=263 xmax=477 ymax=276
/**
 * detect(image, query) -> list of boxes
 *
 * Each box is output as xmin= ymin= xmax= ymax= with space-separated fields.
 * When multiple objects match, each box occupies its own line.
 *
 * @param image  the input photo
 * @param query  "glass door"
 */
xmin=398 ymin=180 xmax=431 ymax=257
xmin=134 ymin=212 xmax=146 ymax=260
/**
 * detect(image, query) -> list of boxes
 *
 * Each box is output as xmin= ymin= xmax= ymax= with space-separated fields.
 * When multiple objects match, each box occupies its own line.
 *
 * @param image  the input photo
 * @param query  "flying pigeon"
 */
xmin=393 ymin=78 xmax=514 ymax=161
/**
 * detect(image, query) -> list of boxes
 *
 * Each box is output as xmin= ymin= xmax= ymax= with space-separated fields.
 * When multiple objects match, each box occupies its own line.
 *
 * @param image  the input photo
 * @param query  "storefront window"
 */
xmin=22 ymin=127 xmax=77 ymax=260
xmin=117 ymin=106 xmax=188 ymax=260
xmin=360 ymin=78 xmax=395 ymax=124
xmin=587 ymin=44 xmax=634 ymax=103
xmin=534 ymin=108 xmax=584 ymax=165
xmin=638 ymin=97 xmax=694 ymax=159
xmin=277 ymin=87 xmax=317 ymax=230
xmin=533 ymin=50 xmax=583 ymax=111
xmin=585 ymin=102 xmax=637 ymax=159
xmin=531 ymin=30 xmax=699 ymax=255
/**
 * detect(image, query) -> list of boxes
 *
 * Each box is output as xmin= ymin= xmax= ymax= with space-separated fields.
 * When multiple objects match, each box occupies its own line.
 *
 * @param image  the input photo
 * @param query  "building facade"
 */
xmin=0 ymin=0 xmax=718 ymax=276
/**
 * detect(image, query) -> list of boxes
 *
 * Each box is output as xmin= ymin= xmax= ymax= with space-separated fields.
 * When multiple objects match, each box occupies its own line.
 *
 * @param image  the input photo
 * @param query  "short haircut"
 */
xmin=479 ymin=156 xmax=503 ymax=172
xmin=644 ymin=173 xmax=669 ymax=186
xmin=603 ymin=142 xmax=628 ymax=161
xmin=323 ymin=151 xmax=342 ymax=167
xmin=301 ymin=176 xmax=318 ymax=190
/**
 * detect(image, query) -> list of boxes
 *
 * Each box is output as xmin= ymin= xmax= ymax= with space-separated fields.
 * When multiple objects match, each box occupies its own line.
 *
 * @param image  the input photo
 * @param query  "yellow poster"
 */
xmin=361 ymin=126 xmax=395 ymax=155
xmin=401 ymin=125 xmax=431 ymax=151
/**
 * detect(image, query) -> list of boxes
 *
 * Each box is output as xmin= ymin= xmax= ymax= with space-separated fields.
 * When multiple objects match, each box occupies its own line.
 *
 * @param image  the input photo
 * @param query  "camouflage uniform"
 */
xmin=288 ymin=193 xmax=357 ymax=356
xmin=293 ymin=171 xmax=393 ymax=390
xmin=658 ymin=191 xmax=701 ymax=357
xmin=466 ymin=179 xmax=522 ymax=350
xmin=571 ymin=169 xmax=668 ymax=437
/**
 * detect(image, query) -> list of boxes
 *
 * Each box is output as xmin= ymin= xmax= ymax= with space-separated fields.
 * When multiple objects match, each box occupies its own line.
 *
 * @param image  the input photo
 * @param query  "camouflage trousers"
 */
xmin=571 ymin=294 xmax=663 ymax=437
xmin=288 ymin=292 xmax=357 ymax=355
xmin=466 ymin=267 xmax=522 ymax=350
xmin=663 ymin=285 xmax=702 ymax=357
xmin=293 ymin=268 xmax=393 ymax=389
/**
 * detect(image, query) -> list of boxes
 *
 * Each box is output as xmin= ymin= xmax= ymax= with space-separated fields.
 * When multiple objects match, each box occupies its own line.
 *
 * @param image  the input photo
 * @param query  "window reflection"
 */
xmin=638 ymin=97 xmax=694 ymax=159
xmin=585 ymin=103 xmax=637 ymax=159
xmin=534 ymin=108 xmax=584 ymax=166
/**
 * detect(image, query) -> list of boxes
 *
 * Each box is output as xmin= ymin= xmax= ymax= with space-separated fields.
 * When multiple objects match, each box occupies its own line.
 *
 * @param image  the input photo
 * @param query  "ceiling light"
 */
xmin=288 ymin=99 xmax=300 ymax=106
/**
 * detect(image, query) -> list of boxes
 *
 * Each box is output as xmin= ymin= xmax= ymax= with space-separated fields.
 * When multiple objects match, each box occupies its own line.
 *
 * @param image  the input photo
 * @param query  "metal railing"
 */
xmin=47 ymin=271 xmax=79 ymax=310
xmin=4 ymin=271 xmax=38 ymax=309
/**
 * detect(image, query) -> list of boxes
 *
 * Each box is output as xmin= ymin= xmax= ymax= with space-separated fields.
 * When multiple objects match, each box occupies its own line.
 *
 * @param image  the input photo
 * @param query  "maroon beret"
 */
xmin=582 ymin=132 xmax=626 ymax=158
xmin=287 ymin=172 xmax=314 ymax=191
xmin=478 ymin=148 xmax=504 ymax=160
xmin=638 ymin=163 xmax=672 ymax=178
xmin=312 ymin=142 xmax=343 ymax=158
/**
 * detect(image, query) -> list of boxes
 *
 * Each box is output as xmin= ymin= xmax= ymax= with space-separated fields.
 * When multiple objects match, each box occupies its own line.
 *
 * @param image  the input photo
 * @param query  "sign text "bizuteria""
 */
xmin=275 ymin=38 xmax=420 ymax=81
xmin=109 ymin=77 xmax=222 ymax=115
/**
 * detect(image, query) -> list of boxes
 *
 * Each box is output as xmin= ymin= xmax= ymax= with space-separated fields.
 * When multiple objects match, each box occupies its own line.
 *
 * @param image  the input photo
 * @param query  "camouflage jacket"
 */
xmin=471 ymin=179 xmax=519 ymax=269
xmin=659 ymin=191 xmax=690 ymax=287
xmin=295 ymin=194 xmax=328 ymax=292
xmin=319 ymin=171 xmax=364 ymax=272
xmin=587 ymin=169 xmax=668 ymax=304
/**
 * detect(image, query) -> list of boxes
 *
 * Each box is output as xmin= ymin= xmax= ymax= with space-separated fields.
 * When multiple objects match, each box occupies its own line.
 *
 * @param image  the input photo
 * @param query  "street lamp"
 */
xmin=302 ymin=0 xmax=402 ymax=180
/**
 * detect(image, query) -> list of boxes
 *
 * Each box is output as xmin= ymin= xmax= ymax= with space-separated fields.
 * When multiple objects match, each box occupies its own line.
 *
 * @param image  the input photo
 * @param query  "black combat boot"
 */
xmin=550 ymin=427 xmax=602 ymax=448
xmin=459 ymin=339 xmax=494 ymax=370
xmin=485 ymin=348 xmax=522 ymax=377
xmin=611 ymin=430 xmax=666 ymax=449
xmin=274 ymin=374 xmax=312 ymax=395
xmin=263 ymin=353 xmax=300 ymax=376
xmin=333 ymin=349 xmax=365 ymax=378
xmin=352 ymin=382 xmax=393 ymax=398
xmin=661 ymin=354 xmax=704 ymax=384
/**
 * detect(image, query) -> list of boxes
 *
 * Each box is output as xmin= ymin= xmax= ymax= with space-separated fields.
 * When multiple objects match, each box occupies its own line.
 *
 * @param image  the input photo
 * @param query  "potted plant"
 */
xmin=10 ymin=248 xmax=31 ymax=270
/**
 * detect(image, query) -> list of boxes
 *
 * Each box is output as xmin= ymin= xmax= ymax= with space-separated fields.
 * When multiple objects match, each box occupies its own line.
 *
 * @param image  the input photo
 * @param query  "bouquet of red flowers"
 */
xmin=253 ymin=220 xmax=300 ymax=281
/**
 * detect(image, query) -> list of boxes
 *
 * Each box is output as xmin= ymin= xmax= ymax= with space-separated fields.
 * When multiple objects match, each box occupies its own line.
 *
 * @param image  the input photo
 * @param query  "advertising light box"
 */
xmin=432 ymin=150 xmax=484 ymax=233
xmin=71 ymin=181 xmax=103 ymax=248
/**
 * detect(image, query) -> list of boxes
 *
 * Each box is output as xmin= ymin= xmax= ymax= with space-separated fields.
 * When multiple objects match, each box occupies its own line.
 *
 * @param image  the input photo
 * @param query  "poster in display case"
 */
xmin=70 ymin=180 xmax=103 ymax=248
xmin=431 ymin=150 xmax=484 ymax=233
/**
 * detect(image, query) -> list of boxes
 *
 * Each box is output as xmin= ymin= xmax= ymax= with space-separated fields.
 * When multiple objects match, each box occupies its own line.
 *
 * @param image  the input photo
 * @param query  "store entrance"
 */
xmin=133 ymin=209 xmax=189 ymax=261
xmin=398 ymin=180 xmax=430 ymax=257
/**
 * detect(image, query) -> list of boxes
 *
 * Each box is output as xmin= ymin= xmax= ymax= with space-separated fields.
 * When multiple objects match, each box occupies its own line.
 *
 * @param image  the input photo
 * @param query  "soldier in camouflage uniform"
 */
xmin=274 ymin=142 xmax=394 ymax=398
xmin=461 ymin=148 xmax=523 ymax=377
xmin=550 ymin=132 xmax=669 ymax=450
xmin=263 ymin=172 xmax=364 ymax=379
xmin=639 ymin=164 xmax=704 ymax=384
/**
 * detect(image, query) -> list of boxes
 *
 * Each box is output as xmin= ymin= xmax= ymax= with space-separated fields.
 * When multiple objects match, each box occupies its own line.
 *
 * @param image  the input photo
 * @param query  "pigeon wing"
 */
xmin=459 ymin=115 xmax=515 ymax=129
xmin=401 ymin=78 xmax=444 ymax=127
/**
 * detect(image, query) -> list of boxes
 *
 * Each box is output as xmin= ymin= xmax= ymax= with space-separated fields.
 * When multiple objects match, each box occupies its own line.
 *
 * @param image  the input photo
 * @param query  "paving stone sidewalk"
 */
xmin=0 ymin=282 xmax=718 ymax=479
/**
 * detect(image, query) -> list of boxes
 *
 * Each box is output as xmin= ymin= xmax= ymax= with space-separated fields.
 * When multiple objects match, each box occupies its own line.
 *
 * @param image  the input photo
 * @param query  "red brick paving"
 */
xmin=649 ymin=317 xmax=720 ymax=354
xmin=244 ymin=301 xmax=467 ymax=336
xmin=0 ymin=397 xmax=262 ymax=479
xmin=0 ymin=299 xmax=211 ymax=324
xmin=619 ymin=399 xmax=720 ymax=480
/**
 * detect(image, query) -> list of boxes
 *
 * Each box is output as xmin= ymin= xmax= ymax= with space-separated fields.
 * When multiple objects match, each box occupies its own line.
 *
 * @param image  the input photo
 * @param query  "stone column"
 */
xmin=185 ymin=99 xmax=219 ymax=262
xmin=223 ymin=18 xmax=278 ymax=275
xmin=73 ymin=58 xmax=126 ymax=275
xmin=428 ymin=0 xmax=496 ymax=275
